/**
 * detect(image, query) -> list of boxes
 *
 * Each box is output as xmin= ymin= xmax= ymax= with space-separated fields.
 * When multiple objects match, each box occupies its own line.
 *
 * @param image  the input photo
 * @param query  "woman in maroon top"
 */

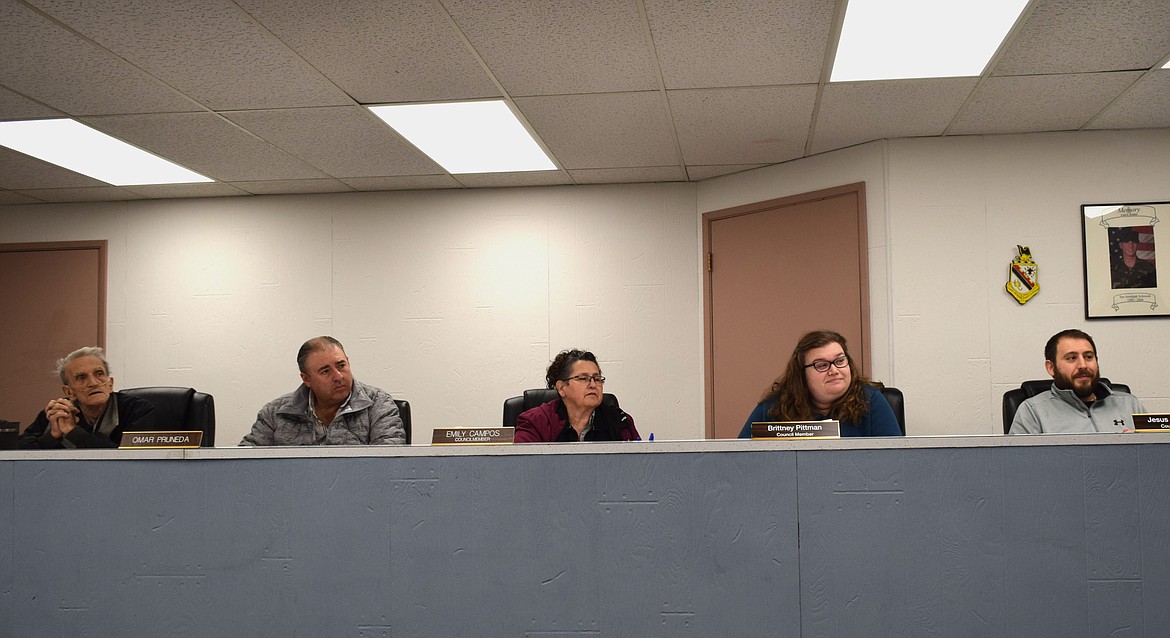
xmin=514 ymin=349 xmax=639 ymax=443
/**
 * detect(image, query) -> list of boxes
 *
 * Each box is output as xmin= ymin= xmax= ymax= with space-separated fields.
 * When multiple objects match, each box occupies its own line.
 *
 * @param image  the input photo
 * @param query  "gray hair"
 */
xmin=56 ymin=346 xmax=111 ymax=384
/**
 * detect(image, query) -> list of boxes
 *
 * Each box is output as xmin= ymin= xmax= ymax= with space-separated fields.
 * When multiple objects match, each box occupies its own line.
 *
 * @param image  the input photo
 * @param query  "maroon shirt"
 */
xmin=514 ymin=398 xmax=639 ymax=443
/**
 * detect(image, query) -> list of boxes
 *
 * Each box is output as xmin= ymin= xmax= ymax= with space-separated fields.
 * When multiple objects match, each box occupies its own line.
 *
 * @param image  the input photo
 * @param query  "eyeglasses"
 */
xmin=804 ymin=354 xmax=848 ymax=373
xmin=563 ymin=374 xmax=606 ymax=385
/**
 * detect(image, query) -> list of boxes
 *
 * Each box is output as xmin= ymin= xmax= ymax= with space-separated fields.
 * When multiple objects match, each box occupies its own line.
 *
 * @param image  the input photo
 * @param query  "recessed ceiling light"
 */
xmin=831 ymin=0 xmax=1029 ymax=82
xmin=369 ymin=100 xmax=556 ymax=174
xmin=0 ymin=118 xmax=212 ymax=186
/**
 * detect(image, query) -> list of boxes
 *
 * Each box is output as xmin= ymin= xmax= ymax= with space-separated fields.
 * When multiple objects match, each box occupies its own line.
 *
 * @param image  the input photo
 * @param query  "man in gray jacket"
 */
xmin=1009 ymin=329 xmax=1145 ymax=434
xmin=241 ymin=336 xmax=406 ymax=445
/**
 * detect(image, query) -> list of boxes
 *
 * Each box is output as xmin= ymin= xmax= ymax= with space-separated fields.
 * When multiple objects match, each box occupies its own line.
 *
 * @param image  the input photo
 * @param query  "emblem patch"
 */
xmin=1006 ymin=245 xmax=1039 ymax=304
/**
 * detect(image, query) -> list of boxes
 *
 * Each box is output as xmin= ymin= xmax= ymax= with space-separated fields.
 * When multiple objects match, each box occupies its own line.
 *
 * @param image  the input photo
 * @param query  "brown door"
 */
xmin=0 ymin=241 xmax=106 ymax=431
xmin=704 ymin=184 xmax=869 ymax=438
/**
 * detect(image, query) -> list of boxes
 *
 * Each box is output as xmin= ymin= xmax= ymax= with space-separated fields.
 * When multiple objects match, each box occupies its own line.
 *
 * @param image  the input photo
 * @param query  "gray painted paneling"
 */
xmin=4 ymin=443 xmax=1169 ymax=636
xmin=1 ymin=461 xmax=12 ymax=627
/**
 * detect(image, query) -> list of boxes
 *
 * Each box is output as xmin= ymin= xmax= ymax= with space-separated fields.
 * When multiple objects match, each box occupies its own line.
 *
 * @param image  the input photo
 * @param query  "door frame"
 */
xmin=0 ymin=240 xmax=108 ymax=429
xmin=0 ymin=240 xmax=108 ymax=349
xmin=701 ymin=183 xmax=869 ymax=438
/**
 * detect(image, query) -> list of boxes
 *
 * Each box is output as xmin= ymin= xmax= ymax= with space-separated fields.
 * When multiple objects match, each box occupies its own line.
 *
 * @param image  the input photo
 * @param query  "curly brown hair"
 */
xmin=761 ymin=330 xmax=877 ymax=423
xmin=545 ymin=349 xmax=599 ymax=389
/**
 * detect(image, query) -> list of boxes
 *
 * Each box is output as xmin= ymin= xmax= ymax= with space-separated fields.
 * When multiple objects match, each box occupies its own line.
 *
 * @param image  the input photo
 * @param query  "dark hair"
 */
xmin=297 ymin=336 xmax=345 ymax=372
xmin=545 ymin=349 xmax=599 ymax=389
xmin=761 ymin=330 xmax=875 ymax=423
xmin=1044 ymin=329 xmax=1095 ymax=363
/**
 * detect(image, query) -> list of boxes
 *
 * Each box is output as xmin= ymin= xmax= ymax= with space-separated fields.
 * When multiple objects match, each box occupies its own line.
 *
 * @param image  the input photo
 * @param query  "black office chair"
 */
xmin=877 ymin=386 xmax=906 ymax=435
xmin=393 ymin=399 xmax=411 ymax=444
xmin=120 ymin=386 xmax=216 ymax=447
xmin=502 ymin=389 xmax=620 ymax=427
xmin=1001 ymin=378 xmax=1130 ymax=433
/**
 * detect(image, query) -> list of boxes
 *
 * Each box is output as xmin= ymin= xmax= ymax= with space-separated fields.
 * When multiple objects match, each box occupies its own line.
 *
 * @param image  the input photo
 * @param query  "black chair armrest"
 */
xmin=393 ymin=399 xmax=411 ymax=444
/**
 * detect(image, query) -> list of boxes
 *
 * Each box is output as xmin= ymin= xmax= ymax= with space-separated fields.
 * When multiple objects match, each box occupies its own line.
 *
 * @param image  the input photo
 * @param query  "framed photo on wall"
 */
xmin=1081 ymin=201 xmax=1168 ymax=319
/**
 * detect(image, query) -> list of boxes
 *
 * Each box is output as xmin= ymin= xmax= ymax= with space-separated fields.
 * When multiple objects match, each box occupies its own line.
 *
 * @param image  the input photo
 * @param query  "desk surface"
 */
xmin=5 ymin=435 xmax=1168 ymax=636
xmin=4 ymin=431 xmax=1167 ymax=461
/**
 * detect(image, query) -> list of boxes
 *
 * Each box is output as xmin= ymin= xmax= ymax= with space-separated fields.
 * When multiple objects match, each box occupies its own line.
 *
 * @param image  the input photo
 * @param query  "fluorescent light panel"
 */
xmin=832 ymin=0 xmax=1029 ymax=82
xmin=0 ymin=118 xmax=212 ymax=186
xmin=369 ymin=100 xmax=555 ymax=174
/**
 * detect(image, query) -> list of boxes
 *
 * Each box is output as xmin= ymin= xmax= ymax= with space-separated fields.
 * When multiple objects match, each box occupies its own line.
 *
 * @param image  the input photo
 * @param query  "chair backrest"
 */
xmin=1001 ymin=378 xmax=1129 ymax=433
xmin=502 ymin=389 xmax=620 ymax=427
xmin=878 ymin=386 xmax=906 ymax=435
xmin=119 ymin=386 xmax=216 ymax=446
xmin=393 ymin=399 xmax=411 ymax=444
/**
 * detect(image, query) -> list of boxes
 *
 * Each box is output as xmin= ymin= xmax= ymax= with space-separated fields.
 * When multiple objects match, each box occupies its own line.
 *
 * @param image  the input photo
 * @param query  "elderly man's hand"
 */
xmin=44 ymin=398 xmax=79 ymax=439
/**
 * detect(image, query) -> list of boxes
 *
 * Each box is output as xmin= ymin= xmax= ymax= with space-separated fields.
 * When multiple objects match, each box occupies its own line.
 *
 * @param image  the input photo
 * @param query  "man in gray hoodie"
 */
xmin=1009 ymin=329 xmax=1145 ymax=434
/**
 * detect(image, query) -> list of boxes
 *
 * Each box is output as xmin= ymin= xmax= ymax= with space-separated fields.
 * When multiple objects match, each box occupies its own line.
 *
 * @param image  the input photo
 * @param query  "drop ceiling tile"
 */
xmin=223 ymin=106 xmax=442 ymax=178
xmin=646 ymin=0 xmax=834 ymax=88
xmin=233 ymin=0 xmax=500 ymax=104
xmin=668 ymin=86 xmax=816 ymax=165
xmin=12 ymin=186 xmax=147 ymax=203
xmin=686 ymin=164 xmax=765 ymax=180
xmin=27 ymin=0 xmax=350 ymax=110
xmin=812 ymin=79 xmax=978 ymax=154
xmin=0 ymin=189 xmax=43 ymax=205
xmin=0 ymin=1 xmax=200 ymax=116
xmin=568 ymin=166 xmax=686 ymax=184
xmin=1087 ymin=70 xmax=1170 ymax=130
xmin=341 ymin=175 xmax=463 ymax=191
xmin=124 ymin=182 xmax=249 ymax=199
xmin=228 ymin=179 xmax=354 ymax=195
xmin=515 ymin=92 xmax=678 ymax=169
xmin=453 ymin=171 xmax=572 ymax=188
xmin=949 ymin=72 xmax=1144 ymax=135
xmin=993 ymin=0 xmax=1170 ymax=75
xmin=0 ymin=0 xmax=1164 ymax=206
xmin=0 ymin=146 xmax=107 ymax=189
xmin=441 ymin=0 xmax=657 ymax=95
xmin=82 ymin=112 xmax=330 ymax=182
xmin=0 ymin=86 xmax=63 ymax=121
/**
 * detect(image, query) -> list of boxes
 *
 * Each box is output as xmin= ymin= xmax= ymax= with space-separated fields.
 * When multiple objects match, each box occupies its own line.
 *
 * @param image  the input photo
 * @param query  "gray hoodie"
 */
xmin=1009 ymin=382 xmax=1145 ymax=434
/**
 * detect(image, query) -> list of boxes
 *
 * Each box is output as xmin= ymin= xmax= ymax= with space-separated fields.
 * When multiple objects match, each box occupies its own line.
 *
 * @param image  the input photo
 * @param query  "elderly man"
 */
xmin=19 ymin=347 xmax=157 ymax=449
xmin=1009 ymin=329 xmax=1146 ymax=434
xmin=241 ymin=336 xmax=405 ymax=445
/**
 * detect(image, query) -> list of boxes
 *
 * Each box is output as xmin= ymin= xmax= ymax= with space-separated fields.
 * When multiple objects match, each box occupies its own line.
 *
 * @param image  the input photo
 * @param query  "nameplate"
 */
xmin=751 ymin=420 xmax=841 ymax=440
xmin=1133 ymin=414 xmax=1170 ymax=433
xmin=119 ymin=431 xmax=203 ymax=449
xmin=431 ymin=427 xmax=515 ymax=445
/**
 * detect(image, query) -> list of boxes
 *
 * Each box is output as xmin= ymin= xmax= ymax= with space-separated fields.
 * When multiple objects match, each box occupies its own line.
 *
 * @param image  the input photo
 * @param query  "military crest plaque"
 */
xmin=1006 ymin=245 xmax=1039 ymax=304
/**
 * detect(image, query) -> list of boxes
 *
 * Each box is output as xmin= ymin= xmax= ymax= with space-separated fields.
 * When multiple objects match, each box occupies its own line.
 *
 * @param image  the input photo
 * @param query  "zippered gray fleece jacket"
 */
xmin=1009 ymin=382 xmax=1145 ymax=434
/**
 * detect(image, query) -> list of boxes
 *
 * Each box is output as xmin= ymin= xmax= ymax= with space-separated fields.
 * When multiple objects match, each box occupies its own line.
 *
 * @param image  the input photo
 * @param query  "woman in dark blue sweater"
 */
xmin=738 ymin=330 xmax=901 ymax=438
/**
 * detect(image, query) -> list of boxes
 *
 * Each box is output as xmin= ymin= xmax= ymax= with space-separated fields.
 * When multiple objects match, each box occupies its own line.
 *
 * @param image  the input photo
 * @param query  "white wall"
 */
xmin=4 ymin=128 xmax=1168 ymax=441
xmin=886 ymin=130 xmax=1170 ymax=433
xmin=699 ymin=128 xmax=1170 ymax=434
xmin=0 ymin=183 xmax=703 ymax=444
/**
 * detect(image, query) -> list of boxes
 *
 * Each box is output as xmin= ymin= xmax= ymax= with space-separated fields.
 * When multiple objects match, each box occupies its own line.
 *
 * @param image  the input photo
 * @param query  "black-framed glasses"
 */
xmin=563 ymin=374 xmax=606 ymax=385
xmin=804 ymin=354 xmax=848 ymax=373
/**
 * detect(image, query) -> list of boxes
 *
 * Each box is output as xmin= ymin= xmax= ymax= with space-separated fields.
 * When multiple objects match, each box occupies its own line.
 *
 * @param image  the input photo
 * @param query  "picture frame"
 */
xmin=1081 ymin=201 xmax=1167 ymax=319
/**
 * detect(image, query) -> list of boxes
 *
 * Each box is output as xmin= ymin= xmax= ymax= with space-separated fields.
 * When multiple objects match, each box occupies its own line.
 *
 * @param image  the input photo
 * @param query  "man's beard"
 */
xmin=1053 ymin=367 xmax=1099 ymax=398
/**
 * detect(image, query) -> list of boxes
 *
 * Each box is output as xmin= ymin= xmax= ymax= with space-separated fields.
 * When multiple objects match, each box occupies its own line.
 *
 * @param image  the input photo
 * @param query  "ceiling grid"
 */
xmin=0 ymin=0 xmax=1167 ymax=204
